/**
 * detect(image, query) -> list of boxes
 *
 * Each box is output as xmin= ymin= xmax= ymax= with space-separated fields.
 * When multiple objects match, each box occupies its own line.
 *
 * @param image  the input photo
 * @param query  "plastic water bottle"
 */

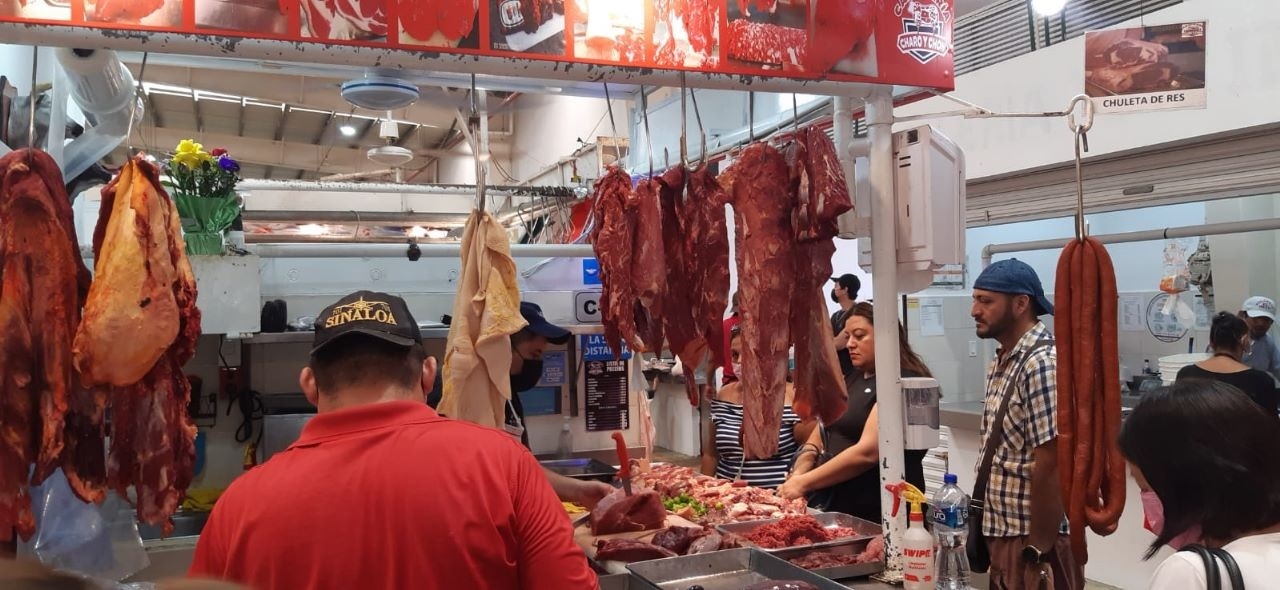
xmin=931 ymin=473 xmax=971 ymax=590
xmin=556 ymin=416 xmax=574 ymax=459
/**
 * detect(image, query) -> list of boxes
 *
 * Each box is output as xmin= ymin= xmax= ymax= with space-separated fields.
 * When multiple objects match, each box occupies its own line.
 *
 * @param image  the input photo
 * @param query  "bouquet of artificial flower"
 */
xmin=163 ymin=139 xmax=242 ymax=256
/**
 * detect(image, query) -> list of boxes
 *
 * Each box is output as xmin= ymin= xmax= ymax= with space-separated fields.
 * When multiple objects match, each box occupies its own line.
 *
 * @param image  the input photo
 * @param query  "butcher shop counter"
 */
xmin=598 ymin=572 xmax=986 ymax=588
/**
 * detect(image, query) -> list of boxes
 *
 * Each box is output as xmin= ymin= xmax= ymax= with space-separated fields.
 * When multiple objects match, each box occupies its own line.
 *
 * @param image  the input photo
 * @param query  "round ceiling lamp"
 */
xmin=1030 ymin=0 xmax=1068 ymax=16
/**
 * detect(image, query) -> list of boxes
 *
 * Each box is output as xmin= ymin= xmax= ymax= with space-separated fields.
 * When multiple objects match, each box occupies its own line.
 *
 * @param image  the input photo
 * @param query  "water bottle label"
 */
xmin=931 ymin=505 xmax=969 ymax=528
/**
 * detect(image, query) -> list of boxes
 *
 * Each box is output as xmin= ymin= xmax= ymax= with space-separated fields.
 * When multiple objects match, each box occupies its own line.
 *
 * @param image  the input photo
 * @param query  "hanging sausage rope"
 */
xmin=1052 ymin=95 xmax=1124 ymax=565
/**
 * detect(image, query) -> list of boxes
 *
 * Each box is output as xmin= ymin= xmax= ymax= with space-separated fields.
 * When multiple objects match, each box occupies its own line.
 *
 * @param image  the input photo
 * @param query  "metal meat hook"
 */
xmin=1066 ymin=95 xmax=1095 ymax=242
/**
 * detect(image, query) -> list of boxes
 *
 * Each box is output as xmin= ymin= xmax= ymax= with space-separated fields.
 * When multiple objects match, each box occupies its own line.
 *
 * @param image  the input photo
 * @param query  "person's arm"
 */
xmin=515 ymin=454 xmax=599 ymax=590
xmin=543 ymin=468 xmax=613 ymax=510
xmin=701 ymin=419 xmax=718 ymax=476
xmin=779 ymin=406 xmax=878 ymax=499
xmin=1022 ymin=350 xmax=1064 ymax=552
xmin=788 ymin=425 xmax=823 ymax=478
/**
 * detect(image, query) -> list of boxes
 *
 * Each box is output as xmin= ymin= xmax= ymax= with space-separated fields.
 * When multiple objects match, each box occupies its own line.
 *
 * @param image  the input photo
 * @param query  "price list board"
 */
xmin=584 ymin=359 xmax=629 ymax=432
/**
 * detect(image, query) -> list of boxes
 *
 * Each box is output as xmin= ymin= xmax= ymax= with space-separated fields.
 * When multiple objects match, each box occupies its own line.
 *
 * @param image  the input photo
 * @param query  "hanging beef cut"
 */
xmin=631 ymin=177 xmax=666 ymax=355
xmin=78 ymin=158 xmax=201 ymax=536
xmin=684 ymin=166 xmax=731 ymax=373
xmin=590 ymin=167 xmax=642 ymax=358
xmin=721 ymin=143 xmax=795 ymax=459
xmin=0 ymin=149 xmax=92 ymax=541
xmin=657 ymin=167 xmax=712 ymax=406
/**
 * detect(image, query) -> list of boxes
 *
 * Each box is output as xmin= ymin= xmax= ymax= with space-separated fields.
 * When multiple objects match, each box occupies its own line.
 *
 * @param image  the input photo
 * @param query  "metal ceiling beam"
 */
xmin=273 ymin=105 xmax=290 ymax=141
xmin=193 ymin=96 xmax=204 ymax=132
xmin=312 ymin=111 xmax=335 ymax=144
xmin=237 ymin=100 xmax=246 ymax=137
xmin=394 ymin=124 xmax=419 ymax=148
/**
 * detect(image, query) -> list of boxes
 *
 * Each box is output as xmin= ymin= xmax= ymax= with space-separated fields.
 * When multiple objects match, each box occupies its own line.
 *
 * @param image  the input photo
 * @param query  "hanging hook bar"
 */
xmin=27 ymin=48 xmax=39 ymax=151
xmin=1065 ymin=95 xmax=1094 ymax=242
xmin=640 ymin=85 xmax=653 ymax=179
xmin=792 ymin=93 xmax=800 ymax=136
xmin=690 ymin=86 xmax=706 ymax=170
xmin=679 ymin=72 xmax=688 ymax=169
xmin=748 ymin=91 xmax=755 ymax=143
xmin=602 ymin=81 xmax=622 ymax=168
xmin=125 ymin=51 xmax=149 ymax=156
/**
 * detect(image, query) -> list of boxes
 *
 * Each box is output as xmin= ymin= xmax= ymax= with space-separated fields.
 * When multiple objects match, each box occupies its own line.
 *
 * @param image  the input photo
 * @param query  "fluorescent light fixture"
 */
xmin=1030 ymin=0 xmax=1067 ymax=16
xmin=339 ymin=125 xmax=358 ymax=137
xmin=406 ymin=226 xmax=428 ymax=238
xmin=425 ymin=228 xmax=449 ymax=239
xmin=298 ymin=224 xmax=328 ymax=236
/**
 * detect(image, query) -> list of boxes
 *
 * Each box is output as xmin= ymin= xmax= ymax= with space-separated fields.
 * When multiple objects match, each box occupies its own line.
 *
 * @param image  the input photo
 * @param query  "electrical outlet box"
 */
xmin=969 ymin=341 xmax=978 ymax=357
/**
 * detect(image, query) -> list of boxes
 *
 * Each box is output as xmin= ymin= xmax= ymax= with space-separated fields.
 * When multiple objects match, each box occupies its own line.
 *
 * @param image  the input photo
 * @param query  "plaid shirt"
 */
xmin=977 ymin=322 xmax=1061 ymax=537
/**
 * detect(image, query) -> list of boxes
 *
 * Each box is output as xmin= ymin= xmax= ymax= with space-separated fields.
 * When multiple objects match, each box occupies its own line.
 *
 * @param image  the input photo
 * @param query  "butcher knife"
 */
xmin=612 ymin=432 xmax=632 ymax=496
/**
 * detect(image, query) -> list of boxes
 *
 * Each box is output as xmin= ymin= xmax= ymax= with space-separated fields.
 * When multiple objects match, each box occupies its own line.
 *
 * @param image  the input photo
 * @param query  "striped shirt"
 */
xmin=710 ymin=399 xmax=800 ymax=489
xmin=977 ymin=322 xmax=1062 ymax=537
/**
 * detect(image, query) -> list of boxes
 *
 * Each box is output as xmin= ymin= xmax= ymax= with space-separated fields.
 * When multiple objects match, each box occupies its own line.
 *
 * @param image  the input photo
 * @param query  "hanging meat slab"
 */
xmin=590 ymin=167 xmax=641 ymax=358
xmin=631 ymin=178 xmax=666 ymax=355
xmin=658 ymin=167 xmax=709 ymax=406
xmin=788 ymin=128 xmax=852 ymax=424
xmin=88 ymin=158 xmax=201 ymax=536
xmin=722 ymin=143 xmax=795 ymax=459
xmin=0 ymin=149 xmax=93 ymax=540
xmin=685 ymin=166 xmax=731 ymax=373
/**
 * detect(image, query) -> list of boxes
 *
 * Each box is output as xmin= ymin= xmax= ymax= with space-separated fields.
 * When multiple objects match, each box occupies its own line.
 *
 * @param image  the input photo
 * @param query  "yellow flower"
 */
xmin=173 ymin=139 xmax=214 ymax=169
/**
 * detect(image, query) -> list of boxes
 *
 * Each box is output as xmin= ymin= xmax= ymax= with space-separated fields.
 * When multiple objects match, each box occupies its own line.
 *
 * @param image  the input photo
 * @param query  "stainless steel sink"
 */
xmin=138 ymin=511 xmax=209 ymax=540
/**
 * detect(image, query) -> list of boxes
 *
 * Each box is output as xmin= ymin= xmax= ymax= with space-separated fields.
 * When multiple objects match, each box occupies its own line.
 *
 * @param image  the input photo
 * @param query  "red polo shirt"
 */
xmin=189 ymin=401 xmax=597 ymax=590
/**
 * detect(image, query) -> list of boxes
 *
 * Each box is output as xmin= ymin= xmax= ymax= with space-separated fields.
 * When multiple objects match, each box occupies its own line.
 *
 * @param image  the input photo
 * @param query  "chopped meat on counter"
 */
xmin=591 ymin=489 xmax=666 ymax=536
xmin=742 ymin=582 xmax=818 ymax=590
xmin=633 ymin=465 xmax=806 ymax=525
xmin=651 ymin=526 xmax=708 ymax=555
xmin=788 ymin=535 xmax=885 ymax=569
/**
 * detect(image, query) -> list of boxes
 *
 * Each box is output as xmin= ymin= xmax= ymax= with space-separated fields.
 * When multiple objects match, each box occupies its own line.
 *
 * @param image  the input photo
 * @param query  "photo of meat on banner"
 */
xmin=82 ymin=0 xmax=183 ymax=27
xmin=402 ymin=0 xmax=480 ymax=50
xmin=300 ymin=0 xmax=386 ymax=41
xmin=490 ymin=0 xmax=564 ymax=55
xmin=572 ymin=0 xmax=644 ymax=64
xmin=727 ymin=0 xmax=877 ymax=77
xmin=652 ymin=0 xmax=720 ymax=69
xmin=195 ymin=0 xmax=291 ymax=35
xmin=0 ymin=0 xmax=71 ymax=21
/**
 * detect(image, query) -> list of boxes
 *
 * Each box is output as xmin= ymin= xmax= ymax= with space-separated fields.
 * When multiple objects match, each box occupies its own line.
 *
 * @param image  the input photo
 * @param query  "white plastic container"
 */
xmin=902 ymin=507 xmax=935 ymax=590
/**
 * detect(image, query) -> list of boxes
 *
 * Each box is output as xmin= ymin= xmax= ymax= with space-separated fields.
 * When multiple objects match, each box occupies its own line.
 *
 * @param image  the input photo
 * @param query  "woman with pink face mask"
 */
xmin=1119 ymin=379 xmax=1280 ymax=588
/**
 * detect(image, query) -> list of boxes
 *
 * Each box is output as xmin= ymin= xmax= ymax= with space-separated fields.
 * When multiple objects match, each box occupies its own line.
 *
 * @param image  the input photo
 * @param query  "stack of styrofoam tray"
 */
xmin=921 ymin=426 xmax=952 ymax=496
xmin=1159 ymin=353 xmax=1211 ymax=385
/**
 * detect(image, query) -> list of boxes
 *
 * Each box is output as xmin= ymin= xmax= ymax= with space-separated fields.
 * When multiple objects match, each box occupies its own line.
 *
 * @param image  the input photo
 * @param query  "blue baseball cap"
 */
xmin=519 ymin=301 xmax=571 ymax=344
xmin=973 ymin=259 xmax=1054 ymax=316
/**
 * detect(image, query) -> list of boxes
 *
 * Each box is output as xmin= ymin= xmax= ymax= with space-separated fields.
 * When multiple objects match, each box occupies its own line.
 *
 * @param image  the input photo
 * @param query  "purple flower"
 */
xmin=218 ymin=155 xmax=240 ymax=173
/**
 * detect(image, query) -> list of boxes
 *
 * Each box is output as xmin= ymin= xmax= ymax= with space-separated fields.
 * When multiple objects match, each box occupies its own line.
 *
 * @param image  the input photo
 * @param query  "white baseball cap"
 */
xmin=1243 ymin=296 xmax=1277 ymax=321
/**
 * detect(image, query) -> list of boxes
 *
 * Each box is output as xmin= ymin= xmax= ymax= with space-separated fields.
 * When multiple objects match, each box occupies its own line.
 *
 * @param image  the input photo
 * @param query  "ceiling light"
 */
xmin=1030 ymin=0 xmax=1067 ymax=16
xmin=298 ymin=224 xmax=328 ymax=236
xmin=339 ymin=125 xmax=358 ymax=137
xmin=406 ymin=226 xmax=428 ymax=238
xmin=425 ymin=228 xmax=449 ymax=239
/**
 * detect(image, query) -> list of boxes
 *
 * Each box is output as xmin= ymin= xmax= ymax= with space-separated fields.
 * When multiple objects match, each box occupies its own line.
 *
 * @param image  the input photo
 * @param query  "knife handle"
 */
xmin=612 ymin=432 xmax=630 ymax=480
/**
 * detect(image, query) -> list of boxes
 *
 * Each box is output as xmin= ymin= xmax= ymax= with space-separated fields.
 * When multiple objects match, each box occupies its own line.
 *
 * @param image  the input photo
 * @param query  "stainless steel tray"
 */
xmin=627 ymin=548 xmax=847 ymax=590
xmin=772 ymin=538 xmax=884 ymax=580
xmin=599 ymin=573 xmax=641 ymax=590
xmin=714 ymin=512 xmax=880 ymax=553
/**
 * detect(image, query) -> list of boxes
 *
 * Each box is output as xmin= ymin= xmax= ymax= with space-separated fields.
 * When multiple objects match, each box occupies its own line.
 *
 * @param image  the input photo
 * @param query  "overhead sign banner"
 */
xmin=1085 ymin=21 xmax=1206 ymax=114
xmin=0 ymin=0 xmax=955 ymax=90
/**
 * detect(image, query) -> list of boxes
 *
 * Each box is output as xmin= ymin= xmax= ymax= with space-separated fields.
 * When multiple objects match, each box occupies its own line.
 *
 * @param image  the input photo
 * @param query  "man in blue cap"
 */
xmin=970 ymin=259 xmax=1082 ymax=590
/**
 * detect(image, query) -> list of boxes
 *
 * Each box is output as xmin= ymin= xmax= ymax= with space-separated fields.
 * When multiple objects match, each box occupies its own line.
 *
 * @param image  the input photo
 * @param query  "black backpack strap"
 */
xmin=1209 ymin=548 xmax=1245 ymax=590
xmin=1181 ymin=544 xmax=1222 ymax=590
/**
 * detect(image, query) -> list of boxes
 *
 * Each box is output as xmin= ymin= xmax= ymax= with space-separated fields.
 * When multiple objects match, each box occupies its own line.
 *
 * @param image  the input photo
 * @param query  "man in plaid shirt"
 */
xmin=972 ymin=259 xmax=1082 ymax=590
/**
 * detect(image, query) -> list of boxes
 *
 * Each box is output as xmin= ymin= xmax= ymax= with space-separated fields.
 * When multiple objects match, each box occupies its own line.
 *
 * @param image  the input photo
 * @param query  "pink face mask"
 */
xmin=1141 ymin=490 xmax=1202 ymax=549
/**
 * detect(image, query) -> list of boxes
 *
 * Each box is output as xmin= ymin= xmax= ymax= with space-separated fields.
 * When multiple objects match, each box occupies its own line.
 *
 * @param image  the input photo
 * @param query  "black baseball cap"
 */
xmin=311 ymin=291 xmax=422 ymax=354
xmin=831 ymin=273 xmax=861 ymax=294
xmin=520 ymin=301 xmax=571 ymax=345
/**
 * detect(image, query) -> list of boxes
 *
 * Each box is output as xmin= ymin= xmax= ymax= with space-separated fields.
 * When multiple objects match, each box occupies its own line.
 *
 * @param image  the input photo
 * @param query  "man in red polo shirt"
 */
xmin=189 ymin=291 xmax=597 ymax=590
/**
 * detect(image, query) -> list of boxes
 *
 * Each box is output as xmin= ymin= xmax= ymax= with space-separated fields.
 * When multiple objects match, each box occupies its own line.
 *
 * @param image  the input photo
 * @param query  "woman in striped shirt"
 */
xmin=701 ymin=327 xmax=817 ymax=489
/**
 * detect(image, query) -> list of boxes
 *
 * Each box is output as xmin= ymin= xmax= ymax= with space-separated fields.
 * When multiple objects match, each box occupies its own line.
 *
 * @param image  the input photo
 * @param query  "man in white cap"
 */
xmin=1240 ymin=296 xmax=1280 ymax=381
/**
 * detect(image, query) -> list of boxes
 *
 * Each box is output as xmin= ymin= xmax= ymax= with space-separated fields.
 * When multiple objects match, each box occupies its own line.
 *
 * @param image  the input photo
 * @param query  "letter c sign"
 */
xmin=574 ymin=291 xmax=602 ymax=324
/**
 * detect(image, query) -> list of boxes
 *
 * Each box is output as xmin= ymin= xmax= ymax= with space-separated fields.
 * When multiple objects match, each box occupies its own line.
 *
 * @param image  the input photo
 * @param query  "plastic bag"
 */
xmin=19 ymin=468 xmax=150 ymax=582
xmin=1158 ymin=239 xmax=1197 ymax=329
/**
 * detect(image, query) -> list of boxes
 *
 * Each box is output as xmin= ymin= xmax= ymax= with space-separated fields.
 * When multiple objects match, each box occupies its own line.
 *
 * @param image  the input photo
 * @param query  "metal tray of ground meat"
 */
xmin=772 ymin=538 xmax=885 ymax=580
xmin=627 ymin=548 xmax=847 ymax=590
xmin=714 ymin=512 xmax=880 ymax=553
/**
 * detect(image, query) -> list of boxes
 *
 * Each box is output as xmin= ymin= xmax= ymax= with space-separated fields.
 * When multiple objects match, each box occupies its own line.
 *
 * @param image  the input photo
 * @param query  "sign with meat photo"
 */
xmin=1085 ymin=22 xmax=1207 ymax=114
xmin=725 ymin=0 xmax=807 ymax=72
xmin=196 ymin=0 xmax=291 ymax=34
xmin=652 ymin=0 xmax=720 ymax=69
xmin=83 ymin=0 xmax=183 ymax=26
xmin=571 ymin=0 xmax=646 ymax=64
xmin=0 ymin=0 xmax=71 ymax=21
xmin=402 ymin=0 xmax=480 ymax=49
xmin=300 ymin=0 xmax=385 ymax=40
xmin=490 ymin=0 xmax=564 ymax=55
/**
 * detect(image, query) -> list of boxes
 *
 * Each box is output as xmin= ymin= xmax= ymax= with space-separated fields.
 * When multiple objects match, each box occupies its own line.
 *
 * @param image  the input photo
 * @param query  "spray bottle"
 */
xmin=886 ymin=481 xmax=935 ymax=590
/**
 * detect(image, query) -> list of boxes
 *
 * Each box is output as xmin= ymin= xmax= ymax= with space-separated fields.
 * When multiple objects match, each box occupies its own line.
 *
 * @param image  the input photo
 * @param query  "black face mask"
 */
xmin=511 ymin=359 xmax=545 ymax=393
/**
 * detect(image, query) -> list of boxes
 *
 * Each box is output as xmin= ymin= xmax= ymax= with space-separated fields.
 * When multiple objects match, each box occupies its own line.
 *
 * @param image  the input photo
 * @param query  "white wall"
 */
xmin=511 ymin=94 xmax=632 ymax=185
xmin=895 ymin=0 xmax=1280 ymax=180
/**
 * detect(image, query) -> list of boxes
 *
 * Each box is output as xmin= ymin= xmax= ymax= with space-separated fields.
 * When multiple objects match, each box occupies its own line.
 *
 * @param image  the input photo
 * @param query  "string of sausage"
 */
xmin=1054 ymin=236 xmax=1125 ymax=565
